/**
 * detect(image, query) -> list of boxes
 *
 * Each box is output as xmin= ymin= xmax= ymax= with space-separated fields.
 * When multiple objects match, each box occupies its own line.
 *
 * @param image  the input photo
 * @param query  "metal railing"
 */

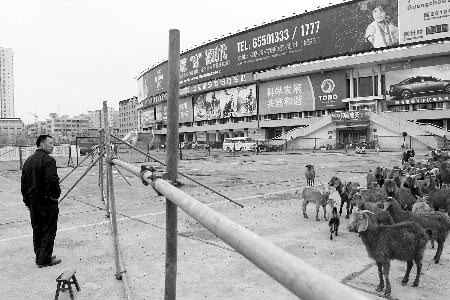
xmin=270 ymin=115 xmax=332 ymax=146
xmin=110 ymin=158 xmax=369 ymax=300
xmin=371 ymin=112 xmax=438 ymax=148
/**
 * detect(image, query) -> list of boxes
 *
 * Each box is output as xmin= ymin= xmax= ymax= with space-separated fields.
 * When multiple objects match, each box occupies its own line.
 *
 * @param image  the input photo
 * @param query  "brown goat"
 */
xmin=382 ymin=178 xmax=415 ymax=211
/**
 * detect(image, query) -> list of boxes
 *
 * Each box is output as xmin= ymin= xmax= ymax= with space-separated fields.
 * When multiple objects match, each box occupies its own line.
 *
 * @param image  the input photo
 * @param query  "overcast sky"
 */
xmin=0 ymin=0 xmax=343 ymax=124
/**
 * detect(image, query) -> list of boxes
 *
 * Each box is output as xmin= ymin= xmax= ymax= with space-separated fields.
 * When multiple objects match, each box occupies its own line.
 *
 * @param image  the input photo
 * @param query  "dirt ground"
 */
xmin=0 ymin=149 xmax=449 ymax=300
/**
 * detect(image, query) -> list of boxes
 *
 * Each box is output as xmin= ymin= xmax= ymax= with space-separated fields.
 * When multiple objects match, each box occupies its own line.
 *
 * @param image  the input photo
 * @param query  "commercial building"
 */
xmin=0 ymin=118 xmax=23 ymax=145
xmin=118 ymin=96 xmax=139 ymax=138
xmin=23 ymin=114 xmax=93 ymax=144
xmin=0 ymin=47 xmax=14 ymax=118
xmin=136 ymin=0 xmax=450 ymax=150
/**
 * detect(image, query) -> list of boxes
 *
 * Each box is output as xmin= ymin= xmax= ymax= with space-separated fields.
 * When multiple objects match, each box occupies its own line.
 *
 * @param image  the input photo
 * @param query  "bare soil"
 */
xmin=0 ymin=149 xmax=449 ymax=300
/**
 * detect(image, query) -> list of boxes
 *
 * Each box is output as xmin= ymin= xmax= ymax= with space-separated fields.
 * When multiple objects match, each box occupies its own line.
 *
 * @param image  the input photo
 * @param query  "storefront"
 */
xmin=331 ymin=110 xmax=371 ymax=147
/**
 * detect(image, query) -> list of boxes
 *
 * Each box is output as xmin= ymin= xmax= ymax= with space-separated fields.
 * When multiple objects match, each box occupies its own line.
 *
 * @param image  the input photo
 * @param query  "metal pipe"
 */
xmin=110 ymin=158 xmax=368 ymax=300
xmin=109 ymin=134 xmax=243 ymax=208
xmin=103 ymin=101 xmax=122 ymax=280
xmin=113 ymin=165 xmax=132 ymax=186
xmin=60 ymin=146 xmax=100 ymax=184
xmin=165 ymin=28 xmax=180 ymax=300
xmin=58 ymin=151 xmax=105 ymax=204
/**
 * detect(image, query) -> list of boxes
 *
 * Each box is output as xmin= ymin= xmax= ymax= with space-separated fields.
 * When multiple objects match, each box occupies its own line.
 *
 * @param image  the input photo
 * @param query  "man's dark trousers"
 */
xmin=30 ymin=200 xmax=59 ymax=265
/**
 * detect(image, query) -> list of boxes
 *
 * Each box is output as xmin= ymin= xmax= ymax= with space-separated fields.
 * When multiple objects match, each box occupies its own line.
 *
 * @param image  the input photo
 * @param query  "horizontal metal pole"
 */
xmin=111 ymin=159 xmax=368 ymax=300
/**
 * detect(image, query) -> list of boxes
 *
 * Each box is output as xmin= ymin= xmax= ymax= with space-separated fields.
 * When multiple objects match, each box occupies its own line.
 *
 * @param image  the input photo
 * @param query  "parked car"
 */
xmin=389 ymin=75 xmax=450 ymax=99
xmin=192 ymin=141 xmax=210 ymax=149
xmin=257 ymin=141 xmax=278 ymax=152
xmin=208 ymin=141 xmax=223 ymax=149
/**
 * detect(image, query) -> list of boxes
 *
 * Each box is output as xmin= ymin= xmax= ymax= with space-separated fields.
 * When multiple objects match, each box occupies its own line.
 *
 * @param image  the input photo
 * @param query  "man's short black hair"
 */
xmin=36 ymin=135 xmax=53 ymax=148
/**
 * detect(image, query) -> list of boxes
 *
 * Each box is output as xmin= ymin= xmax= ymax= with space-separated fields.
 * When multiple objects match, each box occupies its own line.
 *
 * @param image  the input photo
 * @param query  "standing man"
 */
xmin=21 ymin=135 xmax=62 ymax=267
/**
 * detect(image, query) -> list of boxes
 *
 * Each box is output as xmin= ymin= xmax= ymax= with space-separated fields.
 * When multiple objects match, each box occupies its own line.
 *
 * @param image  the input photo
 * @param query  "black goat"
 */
xmin=328 ymin=207 xmax=340 ymax=240
xmin=348 ymin=210 xmax=428 ymax=297
xmin=328 ymin=176 xmax=360 ymax=219
xmin=380 ymin=197 xmax=450 ymax=264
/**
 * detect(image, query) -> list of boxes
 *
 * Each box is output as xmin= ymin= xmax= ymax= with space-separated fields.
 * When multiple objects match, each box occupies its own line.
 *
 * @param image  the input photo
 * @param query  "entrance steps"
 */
xmin=269 ymin=115 xmax=333 ymax=146
xmin=370 ymin=112 xmax=449 ymax=149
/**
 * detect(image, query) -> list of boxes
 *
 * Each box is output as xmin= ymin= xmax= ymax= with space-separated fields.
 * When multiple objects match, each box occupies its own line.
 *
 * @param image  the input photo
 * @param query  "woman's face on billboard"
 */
xmin=372 ymin=6 xmax=387 ymax=23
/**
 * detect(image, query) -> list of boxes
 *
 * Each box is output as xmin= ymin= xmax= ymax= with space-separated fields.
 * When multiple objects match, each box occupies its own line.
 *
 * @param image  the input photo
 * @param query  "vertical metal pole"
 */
xmin=103 ymin=101 xmax=122 ymax=279
xmin=99 ymin=129 xmax=108 ymax=217
xmin=19 ymin=146 xmax=23 ymax=170
xmin=165 ymin=29 xmax=180 ymax=300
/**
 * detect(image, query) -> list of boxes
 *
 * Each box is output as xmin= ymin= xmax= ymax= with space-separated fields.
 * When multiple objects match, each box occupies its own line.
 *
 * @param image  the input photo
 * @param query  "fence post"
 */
xmin=19 ymin=146 xmax=23 ymax=170
xmin=103 ymin=101 xmax=122 ymax=279
xmin=99 ymin=129 xmax=108 ymax=217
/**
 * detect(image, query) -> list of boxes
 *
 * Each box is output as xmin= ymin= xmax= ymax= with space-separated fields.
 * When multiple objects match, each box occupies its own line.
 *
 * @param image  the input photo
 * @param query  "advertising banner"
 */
xmin=311 ymin=71 xmax=348 ymax=110
xmin=0 ymin=145 xmax=78 ymax=162
xmin=182 ymin=73 xmax=253 ymax=95
xmin=141 ymin=108 xmax=155 ymax=127
xmin=139 ymin=0 xmax=405 ymax=100
xmin=259 ymin=71 xmax=347 ymax=114
xmin=154 ymin=97 xmax=193 ymax=123
xmin=139 ymin=64 xmax=169 ymax=102
xmin=259 ymin=76 xmax=314 ymax=114
xmin=398 ymin=0 xmax=450 ymax=44
xmin=193 ymin=84 xmax=257 ymax=121
xmin=385 ymin=62 xmax=450 ymax=105
xmin=331 ymin=110 xmax=371 ymax=122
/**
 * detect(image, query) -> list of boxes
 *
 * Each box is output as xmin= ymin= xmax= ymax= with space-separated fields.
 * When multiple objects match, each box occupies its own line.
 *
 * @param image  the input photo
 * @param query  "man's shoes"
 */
xmin=36 ymin=255 xmax=56 ymax=265
xmin=37 ymin=257 xmax=61 ymax=268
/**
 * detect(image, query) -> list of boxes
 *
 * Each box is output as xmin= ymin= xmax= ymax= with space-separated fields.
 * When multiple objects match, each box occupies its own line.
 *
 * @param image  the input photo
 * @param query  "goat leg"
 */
xmin=413 ymin=260 xmax=422 ymax=287
xmin=375 ymin=262 xmax=384 ymax=293
xmin=402 ymin=260 xmax=413 ymax=285
xmin=434 ymin=241 xmax=444 ymax=264
xmin=339 ymin=201 xmax=344 ymax=216
xmin=323 ymin=205 xmax=328 ymax=221
xmin=315 ymin=206 xmax=320 ymax=221
xmin=302 ymin=201 xmax=308 ymax=219
xmin=383 ymin=261 xmax=391 ymax=296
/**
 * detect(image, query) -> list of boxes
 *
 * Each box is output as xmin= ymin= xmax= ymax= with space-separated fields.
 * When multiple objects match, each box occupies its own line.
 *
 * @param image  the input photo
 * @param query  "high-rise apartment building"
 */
xmin=0 ymin=47 xmax=14 ymax=118
xmin=118 ymin=96 xmax=139 ymax=138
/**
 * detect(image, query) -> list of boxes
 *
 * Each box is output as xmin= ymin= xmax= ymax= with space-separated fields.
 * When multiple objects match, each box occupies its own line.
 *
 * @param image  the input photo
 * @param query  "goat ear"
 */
xmin=358 ymin=214 xmax=369 ymax=233
xmin=414 ymin=180 xmax=419 ymax=188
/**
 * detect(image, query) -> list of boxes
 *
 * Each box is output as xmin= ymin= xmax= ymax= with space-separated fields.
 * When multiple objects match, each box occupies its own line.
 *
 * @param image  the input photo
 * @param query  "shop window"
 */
xmin=391 ymin=105 xmax=409 ymax=112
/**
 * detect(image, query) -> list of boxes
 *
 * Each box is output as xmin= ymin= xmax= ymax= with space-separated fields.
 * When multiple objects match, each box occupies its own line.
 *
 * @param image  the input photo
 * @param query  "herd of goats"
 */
xmin=297 ymin=149 xmax=450 ymax=297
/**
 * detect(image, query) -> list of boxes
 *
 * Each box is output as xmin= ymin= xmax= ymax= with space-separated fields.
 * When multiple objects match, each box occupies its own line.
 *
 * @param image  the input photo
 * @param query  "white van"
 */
xmin=222 ymin=137 xmax=257 ymax=152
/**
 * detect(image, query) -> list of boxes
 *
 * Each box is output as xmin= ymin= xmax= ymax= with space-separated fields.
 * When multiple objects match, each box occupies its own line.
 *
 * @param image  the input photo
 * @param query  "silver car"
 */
xmin=389 ymin=76 xmax=450 ymax=99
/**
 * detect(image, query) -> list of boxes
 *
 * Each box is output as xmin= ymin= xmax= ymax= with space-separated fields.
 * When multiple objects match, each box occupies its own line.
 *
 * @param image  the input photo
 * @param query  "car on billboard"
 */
xmin=389 ymin=76 xmax=450 ymax=99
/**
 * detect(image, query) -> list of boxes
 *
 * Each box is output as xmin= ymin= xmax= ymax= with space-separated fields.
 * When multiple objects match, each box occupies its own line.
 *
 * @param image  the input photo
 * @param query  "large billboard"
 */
xmin=138 ymin=0 xmax=409 ymax=100
xmin=154 ymin=97 xmax=193 ymax=123
xmin=385 ymin=60 xmax=450 ymax=106
xmin=259 ymin=71 xmax=347 ymax=114
xmin=137 ymin=0 xmax=450 ymax=101
xmin=398 ymin=0 xmax=450 ymax=44
xmin=193 ymin=85 xmax=257 ymax=121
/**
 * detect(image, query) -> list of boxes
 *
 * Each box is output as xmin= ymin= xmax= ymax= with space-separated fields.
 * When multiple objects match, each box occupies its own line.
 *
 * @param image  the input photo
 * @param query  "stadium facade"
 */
xmin=136 ymin=0 xmax=450 ymax=150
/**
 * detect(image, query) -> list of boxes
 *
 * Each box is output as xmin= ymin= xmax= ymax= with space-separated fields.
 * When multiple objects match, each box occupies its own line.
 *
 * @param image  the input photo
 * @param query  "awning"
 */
xmin=335 ymin=124 xmax=370 ymax=129
xmin=341 ymin=96 xmax=384 ymax=103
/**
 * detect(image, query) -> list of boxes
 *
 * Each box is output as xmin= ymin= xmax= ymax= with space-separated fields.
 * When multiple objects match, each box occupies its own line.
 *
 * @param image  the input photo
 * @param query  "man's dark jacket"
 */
xmin=21 ymin=149 xmax=61 ymax=206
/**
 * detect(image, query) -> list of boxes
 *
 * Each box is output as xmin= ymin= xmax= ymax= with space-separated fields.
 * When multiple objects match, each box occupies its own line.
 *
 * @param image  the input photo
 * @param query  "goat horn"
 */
xmin=360 ymin=210 xmax=375 ymax=215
